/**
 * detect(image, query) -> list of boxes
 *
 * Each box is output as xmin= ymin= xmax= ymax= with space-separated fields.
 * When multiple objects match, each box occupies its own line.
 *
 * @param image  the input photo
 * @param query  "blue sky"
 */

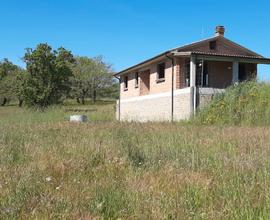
xmin=1 ymin=0 xmax=270 ymax=80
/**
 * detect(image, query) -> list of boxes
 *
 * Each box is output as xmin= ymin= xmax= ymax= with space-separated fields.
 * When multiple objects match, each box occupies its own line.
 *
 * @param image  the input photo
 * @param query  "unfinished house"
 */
xmin=114 ymin=26 xmax=270 ymax=122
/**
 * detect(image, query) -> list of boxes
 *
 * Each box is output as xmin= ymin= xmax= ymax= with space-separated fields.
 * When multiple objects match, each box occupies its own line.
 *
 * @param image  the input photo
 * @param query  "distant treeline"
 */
xmin=0 ymin=43 xmax=119 ymax=108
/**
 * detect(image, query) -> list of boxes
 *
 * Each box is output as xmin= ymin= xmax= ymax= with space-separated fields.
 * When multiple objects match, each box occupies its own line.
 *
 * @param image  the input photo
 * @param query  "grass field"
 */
xmin=1 ymin=100 xmax=270 ymax=219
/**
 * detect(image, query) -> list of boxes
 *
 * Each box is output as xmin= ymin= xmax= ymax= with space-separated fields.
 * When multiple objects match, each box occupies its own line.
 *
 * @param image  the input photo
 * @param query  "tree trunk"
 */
xmin=81 ymin=96 xmax=85 ymax=105
xmin=93 ymin=90 xmax=97 ymax=103
xmin=1 ymin=98 xmax=7 ymax=106
xmin=18 ymin=99 xmax=23 ymax=107
xmin=76 ymin=97 xmax=80 ymax=104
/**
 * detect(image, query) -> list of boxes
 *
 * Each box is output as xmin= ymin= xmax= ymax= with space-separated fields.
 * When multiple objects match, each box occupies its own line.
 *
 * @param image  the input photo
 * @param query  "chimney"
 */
xmin=215 ymin=26 xmax=225 ymax=37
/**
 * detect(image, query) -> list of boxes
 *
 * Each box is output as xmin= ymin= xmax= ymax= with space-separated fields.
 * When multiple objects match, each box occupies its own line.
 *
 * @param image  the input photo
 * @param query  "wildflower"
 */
xmin=45 ymin=177 xmax=52 ymax=182
xmin=97 ymin=202 xmax=104 ymax=209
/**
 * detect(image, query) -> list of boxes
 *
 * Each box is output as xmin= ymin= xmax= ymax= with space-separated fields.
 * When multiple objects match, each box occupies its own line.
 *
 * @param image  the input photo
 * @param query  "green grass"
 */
xmin=1 ymin=96 xmax=270 ymax=219
xmin=0 ymin=100 xmax=115 ymax=126
xmin=194 ymin=81 xmax=270 ymax=126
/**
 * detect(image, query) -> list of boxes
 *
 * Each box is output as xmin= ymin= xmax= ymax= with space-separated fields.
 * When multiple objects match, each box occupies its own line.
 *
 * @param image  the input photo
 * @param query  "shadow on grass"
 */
xmin=64 ymin=108 xmax=97 ymax=113
xmin=63 ymin=99 xmax=115 ymax=106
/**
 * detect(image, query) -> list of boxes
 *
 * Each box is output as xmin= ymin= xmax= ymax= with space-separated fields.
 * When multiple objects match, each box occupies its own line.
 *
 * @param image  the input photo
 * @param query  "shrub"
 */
xmin=195 ymin=81 xmax=270 ymax=126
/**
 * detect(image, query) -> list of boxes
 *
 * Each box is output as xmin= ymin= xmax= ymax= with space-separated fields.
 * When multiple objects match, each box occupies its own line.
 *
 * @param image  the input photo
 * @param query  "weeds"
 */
xmin=195 ymin=81 xmax=270 ymax=126
xmin=1 ymin=95 xmax=270 ymax=219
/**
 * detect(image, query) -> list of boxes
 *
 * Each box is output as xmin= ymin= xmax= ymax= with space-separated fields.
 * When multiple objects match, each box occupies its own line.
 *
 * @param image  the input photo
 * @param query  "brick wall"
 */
xmin=120 ymin=59 xmax=178 ymax=100
xmin=178 ymin=58 xmax=187 ymax=89
xmin=178 ymin=37 xmax=256 ymax=56
xmin=208 ymin=61 xmax=232 ymax=88
xmin=120 ymin=72 xmax=140 ymax=99
xmin=140 ymin=70 xmax=150 ymax=95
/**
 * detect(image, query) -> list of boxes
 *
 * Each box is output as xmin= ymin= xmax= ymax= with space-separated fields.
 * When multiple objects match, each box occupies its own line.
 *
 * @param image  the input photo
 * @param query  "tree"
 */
xmin=98 ymin=81 xmax=119 ymax=100
xmin=22 ymin=43 xmax=75 ymax=108
xmin=11 ymin=69 xmax=28 ymax=107
xmin=71 ymin=56 xmax=114 ymax=104
xmin=91 ymin=56 xmax=114 ymax=102
xmin=0 ymin=69 xmax=27 ymax=107
xmin=0 ymin=58 xmax=18 ymax=79
xmin=71 ymin=57 xmax=96 ymax=104
xmin=0 ymin=75 xmax=12 ymax=106
xmin=0 ymin=59 xmax=20 ymax=106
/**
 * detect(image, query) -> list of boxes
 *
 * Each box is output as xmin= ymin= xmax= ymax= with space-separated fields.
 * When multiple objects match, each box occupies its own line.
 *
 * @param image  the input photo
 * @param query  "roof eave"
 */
xmin=173 ymin=51 xmax=270 ymax=64
xmin=114 ymin=51 xmax=172 ymax=76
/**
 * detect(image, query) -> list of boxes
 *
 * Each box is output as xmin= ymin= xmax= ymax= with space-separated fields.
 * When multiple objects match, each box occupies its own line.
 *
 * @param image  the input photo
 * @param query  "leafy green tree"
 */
xmin=0 ymin=75 xmax=12 ymax=106
xmin=0 ymin=59 xmax=20 ymax=106
xmin=91 ymin=56 xmax=114 ymax=102
xmin=71 ymin=57 xmax=96 ymax=104
xmin=0 ymin=58 xmax=18 ymax=79
xmin=22 ymin=43 xmax=75 ymax=108
xmin=10 ymin=69 xmax=28 ymax=107
xmin=71 ymin=56 xmax=114 ymax=104
xmin=0 ymin=65 xmax=29 ymax=107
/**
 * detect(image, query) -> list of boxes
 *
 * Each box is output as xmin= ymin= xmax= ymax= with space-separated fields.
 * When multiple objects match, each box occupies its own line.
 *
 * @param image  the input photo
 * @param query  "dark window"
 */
xmin=157 ymin=62 xmax=165 ymax=80
xmin=196 ymin=61 xmax=209 ymax=87
xmin=185 ymin=59 xmax=190 ymax=87
xmin=203 ymin=62 xmax=209 ymax=87
xmin=209 ymin=41 xmax=217 ymax=50
xmin=135 ymin=72 xmax=139 ymax=88
xmin=184 ymin=59 xmax=208 ymax=87
xmin=239 ymin=63 xmax=247 ymax=81
xmin=124 ymin=76 xmax=128 ymax=90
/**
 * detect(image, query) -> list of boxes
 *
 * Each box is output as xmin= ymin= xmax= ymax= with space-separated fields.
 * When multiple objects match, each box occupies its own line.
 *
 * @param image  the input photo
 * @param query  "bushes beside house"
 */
xmin=194 ymin=81 xmax=270 ymax=126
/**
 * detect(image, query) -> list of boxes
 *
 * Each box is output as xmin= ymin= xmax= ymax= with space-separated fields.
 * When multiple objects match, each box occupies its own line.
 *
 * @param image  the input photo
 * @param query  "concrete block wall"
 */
xmin=116 ymin=87 xmax=225 ymax=122
xmin=197 ymin=88 xmax=225 ymax=109
xmin=116 ymin=88 xmax=192 ymax=122
xmin=174 ymin=88 xmax=193 ymax=120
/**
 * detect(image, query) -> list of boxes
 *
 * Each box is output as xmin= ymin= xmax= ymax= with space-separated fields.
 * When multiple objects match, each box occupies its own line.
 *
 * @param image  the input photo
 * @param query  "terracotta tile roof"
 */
xmin=189 ymin=51 xmax=267 ymax=59
xmin=115 ymin=36 xmax=270 ymax=76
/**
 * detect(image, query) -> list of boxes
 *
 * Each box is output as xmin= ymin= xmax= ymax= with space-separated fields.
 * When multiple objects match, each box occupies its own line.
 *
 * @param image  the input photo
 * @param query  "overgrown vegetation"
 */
xmin=195 ymin=81 xmax=270 ymax=126
xmin=1 ymin=101 xmax=270 ymax=219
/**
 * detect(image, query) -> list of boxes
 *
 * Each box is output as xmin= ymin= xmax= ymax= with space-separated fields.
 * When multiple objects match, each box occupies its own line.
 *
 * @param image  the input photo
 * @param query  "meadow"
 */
xmin=1 ymin=90 xmax=270 ymax=219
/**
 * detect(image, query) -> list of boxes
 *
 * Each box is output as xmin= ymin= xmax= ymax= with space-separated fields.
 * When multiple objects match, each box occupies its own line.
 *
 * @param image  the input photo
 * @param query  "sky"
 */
xmin=1 ymin=0 xmax=270 ymax=80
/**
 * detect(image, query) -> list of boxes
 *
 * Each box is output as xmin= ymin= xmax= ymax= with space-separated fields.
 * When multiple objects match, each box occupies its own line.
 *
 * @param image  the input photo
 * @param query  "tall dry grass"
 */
xmin=1 ymin=100 xmax=270 ymax=219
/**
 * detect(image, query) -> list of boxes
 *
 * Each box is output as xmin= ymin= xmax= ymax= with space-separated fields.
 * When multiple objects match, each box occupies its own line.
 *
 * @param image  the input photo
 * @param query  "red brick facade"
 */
xmin=120 ymin=36 xmax=259 ymax=100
